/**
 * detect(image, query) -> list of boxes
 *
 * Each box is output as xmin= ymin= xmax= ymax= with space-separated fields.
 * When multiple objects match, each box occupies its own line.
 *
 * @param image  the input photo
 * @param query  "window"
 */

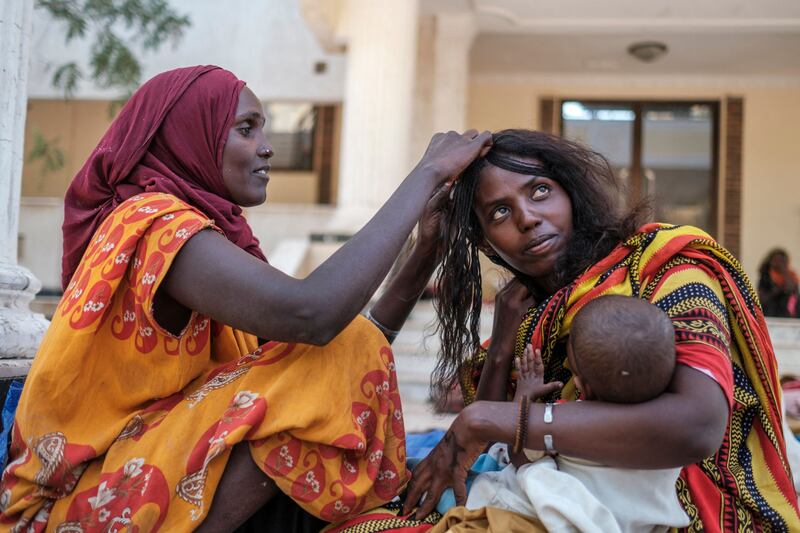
xmin=263 ymin=102 xmax=316 ymax=171
xmin=561 ymin=100 xmax=719 ymax=235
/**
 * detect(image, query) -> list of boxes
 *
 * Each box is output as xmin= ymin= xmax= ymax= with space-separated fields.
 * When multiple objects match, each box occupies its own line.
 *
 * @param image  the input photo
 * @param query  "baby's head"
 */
xmin=568 ymin=295 xmax=675 ymax=403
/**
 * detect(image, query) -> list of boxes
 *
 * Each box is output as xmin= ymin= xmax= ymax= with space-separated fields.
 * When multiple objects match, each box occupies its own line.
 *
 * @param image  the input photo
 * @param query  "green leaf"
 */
xmin=52 ymin=62 xmax=82 ymax=98
xmin=36 ymin=0 xmax=190 ymax=97
xmin=27 ymin=131 xmax=66 ymax=176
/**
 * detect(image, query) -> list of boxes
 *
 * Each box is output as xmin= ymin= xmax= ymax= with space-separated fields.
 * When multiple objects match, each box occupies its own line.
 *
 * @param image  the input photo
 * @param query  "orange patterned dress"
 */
xmin=0 ymin=193 xmax=408 ymax=531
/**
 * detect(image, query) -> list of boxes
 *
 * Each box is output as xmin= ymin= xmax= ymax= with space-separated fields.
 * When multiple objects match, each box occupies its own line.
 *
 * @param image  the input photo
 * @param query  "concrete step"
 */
xmin=389 ymin=299 xmax=496 ymax=432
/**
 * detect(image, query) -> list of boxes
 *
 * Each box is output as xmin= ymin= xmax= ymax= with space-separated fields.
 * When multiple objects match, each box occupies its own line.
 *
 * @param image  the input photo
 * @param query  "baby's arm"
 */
xmin=510 ymin=344 xmax=563 ymax=467
xmin=513 ymin=344 xmax=564 ymax=403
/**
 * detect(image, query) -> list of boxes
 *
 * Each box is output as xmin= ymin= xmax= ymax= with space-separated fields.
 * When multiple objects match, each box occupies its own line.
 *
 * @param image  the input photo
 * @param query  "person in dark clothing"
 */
xmin=758 ymin=248 xmax=800 ymax=318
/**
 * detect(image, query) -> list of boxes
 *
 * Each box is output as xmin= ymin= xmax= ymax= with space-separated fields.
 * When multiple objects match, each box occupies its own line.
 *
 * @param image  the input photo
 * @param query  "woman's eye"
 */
xmin=491 ymin=207 xmax=509 ymax=220
xmin=239 ymin=126 xmax=252 ymax=136
xmin=532 ymin=184 xmax=550 ymax=199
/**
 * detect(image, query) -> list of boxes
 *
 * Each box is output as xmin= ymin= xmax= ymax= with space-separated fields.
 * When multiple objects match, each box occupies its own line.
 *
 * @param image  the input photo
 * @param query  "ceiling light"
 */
xmin=627 ymin=41 xmax=668 ymax=63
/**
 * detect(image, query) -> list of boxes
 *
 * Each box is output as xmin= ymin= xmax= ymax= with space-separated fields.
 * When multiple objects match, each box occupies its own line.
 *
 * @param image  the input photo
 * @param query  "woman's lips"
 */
xmin=523 ymin=235 xmax=555 ymax=255
xmin=252 ymin=166 xmax=270 ymax=181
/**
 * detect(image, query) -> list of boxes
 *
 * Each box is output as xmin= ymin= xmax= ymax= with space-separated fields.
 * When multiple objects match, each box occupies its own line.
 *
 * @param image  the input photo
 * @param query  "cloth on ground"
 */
xmin=406 ymin=430 xmax=445 ymax=459
xmin=428 ymin=505 xmax=545 ymax=533
xmin=0 ymin=380 xmax=23 ymax=471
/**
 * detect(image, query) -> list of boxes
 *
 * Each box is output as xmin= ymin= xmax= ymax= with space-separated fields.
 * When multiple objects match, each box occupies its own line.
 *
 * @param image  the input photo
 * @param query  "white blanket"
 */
xmin=466 ymin=445 xmax=689 ymax=533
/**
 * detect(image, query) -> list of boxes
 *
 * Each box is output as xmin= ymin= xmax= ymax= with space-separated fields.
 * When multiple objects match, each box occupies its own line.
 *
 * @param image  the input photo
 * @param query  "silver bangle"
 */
xmin=543 ymin=403 xmax=556 ymax=455
xmin=365 ymin=310 xmax=401 ymax=340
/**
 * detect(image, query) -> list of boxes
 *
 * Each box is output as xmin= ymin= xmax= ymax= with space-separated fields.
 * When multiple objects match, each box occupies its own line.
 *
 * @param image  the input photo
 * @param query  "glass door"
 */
xmin=561 ymin=100 xmax=718 ymax=235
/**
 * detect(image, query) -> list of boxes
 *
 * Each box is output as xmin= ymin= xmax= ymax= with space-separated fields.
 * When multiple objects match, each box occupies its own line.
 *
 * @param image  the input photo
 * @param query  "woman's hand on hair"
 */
xmin=402 ymin=409 xmax=487 ymax=520
xmin=414 ymin=181 xmax=453 ymax=258
xmin=415 ymin=130 xmax=492 ymax=184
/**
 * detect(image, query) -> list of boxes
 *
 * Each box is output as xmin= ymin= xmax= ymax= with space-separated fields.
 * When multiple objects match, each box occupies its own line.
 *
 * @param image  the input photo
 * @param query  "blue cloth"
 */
xmin=0 ymin=380 xmax=23 ymax=470
xmin=406 ymin=429 xmax=445 ymax=459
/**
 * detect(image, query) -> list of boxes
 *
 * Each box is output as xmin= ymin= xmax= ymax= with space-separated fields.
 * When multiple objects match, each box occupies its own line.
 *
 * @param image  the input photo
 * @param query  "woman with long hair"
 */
xmin=403 ymin=129 xmax=800 ymax=531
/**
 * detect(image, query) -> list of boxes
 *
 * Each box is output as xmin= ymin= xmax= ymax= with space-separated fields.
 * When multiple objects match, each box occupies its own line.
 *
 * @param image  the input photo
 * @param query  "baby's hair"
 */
xmin=570 ymin=295 xmax=675 ymax=403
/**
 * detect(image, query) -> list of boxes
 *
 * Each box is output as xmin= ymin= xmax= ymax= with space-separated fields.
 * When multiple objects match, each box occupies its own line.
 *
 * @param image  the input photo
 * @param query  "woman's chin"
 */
xmin=239 ymin=191 xmax=268 ymax=208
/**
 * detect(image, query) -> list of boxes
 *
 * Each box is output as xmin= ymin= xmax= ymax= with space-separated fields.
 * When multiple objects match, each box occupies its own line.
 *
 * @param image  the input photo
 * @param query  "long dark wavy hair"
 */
xmin=431 ymin=129 xmax=650 ymax=406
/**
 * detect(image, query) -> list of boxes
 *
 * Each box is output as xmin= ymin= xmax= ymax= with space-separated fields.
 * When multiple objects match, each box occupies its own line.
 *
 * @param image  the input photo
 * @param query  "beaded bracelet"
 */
xmin=512 ymin=395 xmax=529 ymax=454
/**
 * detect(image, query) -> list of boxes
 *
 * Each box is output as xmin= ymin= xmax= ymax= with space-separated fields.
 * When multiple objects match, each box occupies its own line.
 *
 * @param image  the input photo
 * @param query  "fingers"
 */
xmin=472 ymin=130 xmax=493 ymax=147
xmin=542 ymin=381 xmax=564 ymax=396
xmin=453 ymin=473 xmax=469 ymax=507
xmin=403 ymin=460 xmax=431 ymax=515
xmin=532 ymin=348 xmax=544 ymax=378
xmin=426 ymin=180 xmax=453 ymax=207
xmin=519 ymin=345 xmax=532 ymax=376
xmin=414 ymin=481 xmax=445 ymax=520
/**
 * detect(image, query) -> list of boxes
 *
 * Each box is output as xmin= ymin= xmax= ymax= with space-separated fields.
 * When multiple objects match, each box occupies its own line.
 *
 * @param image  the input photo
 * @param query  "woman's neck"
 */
xmin=522 ymin=272 xmax=561 ymax=301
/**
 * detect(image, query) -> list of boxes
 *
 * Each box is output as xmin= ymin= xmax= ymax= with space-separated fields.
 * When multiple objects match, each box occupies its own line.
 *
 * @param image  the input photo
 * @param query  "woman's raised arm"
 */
xmin=160 ymin=131 xmax=492 ymax=345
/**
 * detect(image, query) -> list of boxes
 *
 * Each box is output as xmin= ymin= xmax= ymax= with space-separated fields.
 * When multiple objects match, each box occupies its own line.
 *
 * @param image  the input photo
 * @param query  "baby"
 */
xmin=514 ymin=293 xmax=676 ymax=419
xmin=468 ymin=295 xmax=689 ymax=533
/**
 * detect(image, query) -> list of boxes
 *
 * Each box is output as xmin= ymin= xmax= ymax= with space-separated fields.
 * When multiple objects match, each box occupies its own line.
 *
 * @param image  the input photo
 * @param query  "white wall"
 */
xmin=18 ymin=197 xmax=63 ymax=290
xmin=26 ymin=0 xmax=346 ymax=102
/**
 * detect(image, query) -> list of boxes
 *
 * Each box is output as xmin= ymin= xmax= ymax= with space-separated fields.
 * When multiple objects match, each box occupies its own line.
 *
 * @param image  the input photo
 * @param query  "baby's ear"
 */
xmin=574 ymin=375 xmax=595 ymax=401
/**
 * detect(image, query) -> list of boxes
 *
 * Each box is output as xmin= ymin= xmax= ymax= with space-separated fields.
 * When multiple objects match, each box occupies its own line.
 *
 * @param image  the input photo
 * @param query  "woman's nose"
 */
xmin=257 ymin=143 xmax=274 ymax=158
xmin=516 ymin=207 xmax=542 ymax=232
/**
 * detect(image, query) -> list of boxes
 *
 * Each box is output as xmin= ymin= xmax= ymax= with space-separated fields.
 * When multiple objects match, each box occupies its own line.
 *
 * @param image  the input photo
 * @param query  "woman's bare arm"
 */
xmin=367 ymin=182 xmax=451 ymax=341
xmin=472 ymin=364 xmax=728 ymax=468
xmin=475 ymin=279 xmax=535 ymax=401
xmin=161 ymin=131 xmax=492 ymax=345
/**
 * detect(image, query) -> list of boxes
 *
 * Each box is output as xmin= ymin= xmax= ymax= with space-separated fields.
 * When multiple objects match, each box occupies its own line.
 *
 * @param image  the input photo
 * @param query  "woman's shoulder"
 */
xmin=116 ymin=192 xmax=205 ymax=217
xmin=633 ymin=223 xmax=714 ymax=242
xmin=100 ymin=193 xmax=215 ymax=232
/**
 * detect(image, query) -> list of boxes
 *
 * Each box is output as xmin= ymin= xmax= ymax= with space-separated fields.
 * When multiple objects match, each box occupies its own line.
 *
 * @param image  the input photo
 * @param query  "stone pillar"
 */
xmin=337 ymin=0 xmax=419 ymax=216
xmin=432 ymin=12 xmax=476 ymax=133
xmin=0 ymin=0 xmax=48 ymax=374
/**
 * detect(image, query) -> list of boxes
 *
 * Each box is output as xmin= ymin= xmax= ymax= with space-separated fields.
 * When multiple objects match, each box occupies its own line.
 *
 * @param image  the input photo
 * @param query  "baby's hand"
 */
xmin=513 ymin=344 xmax=563 ymax=403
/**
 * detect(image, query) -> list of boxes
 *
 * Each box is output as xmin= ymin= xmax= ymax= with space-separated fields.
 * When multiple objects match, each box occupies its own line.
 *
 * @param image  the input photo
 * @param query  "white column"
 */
xmin=408 ymin=15 xmax=436 ymax=167
xmin=337 ymin=0 xmax=419 ymax=216
xmin=0 ymin=0 xmax=48 ymax=369
xmin=432 ymin=12 xmax=476 ymax=133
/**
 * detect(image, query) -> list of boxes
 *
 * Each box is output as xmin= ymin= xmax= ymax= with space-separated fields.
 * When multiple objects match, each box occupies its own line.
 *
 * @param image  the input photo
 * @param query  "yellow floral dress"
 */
xmin=0 ymin=193 xmax=408 ymax=531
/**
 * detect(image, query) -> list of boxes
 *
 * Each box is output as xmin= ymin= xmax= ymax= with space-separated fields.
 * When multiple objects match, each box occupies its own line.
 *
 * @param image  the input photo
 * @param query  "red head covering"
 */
xmin=61 ymin=65 xmax=267 ymax=289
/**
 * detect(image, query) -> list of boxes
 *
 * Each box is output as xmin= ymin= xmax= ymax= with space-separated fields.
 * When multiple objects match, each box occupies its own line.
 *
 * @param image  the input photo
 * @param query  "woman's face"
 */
xmin=221 ymin=86 xmax=273 ymax=207
xmin=473 ymin=158 xmax=573 ymax=292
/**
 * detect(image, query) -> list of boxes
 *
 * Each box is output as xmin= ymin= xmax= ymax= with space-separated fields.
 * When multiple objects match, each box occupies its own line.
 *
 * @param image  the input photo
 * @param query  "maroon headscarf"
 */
xmin=61 ymin=65 xmax=267 ymax=289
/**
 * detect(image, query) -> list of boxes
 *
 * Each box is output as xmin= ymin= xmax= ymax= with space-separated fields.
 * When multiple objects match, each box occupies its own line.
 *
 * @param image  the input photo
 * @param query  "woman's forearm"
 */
xmin=164 ymin=132 xmax=492 ymax=344
xmin=475 ymin=335 xmax=516 ymax=402
xmin=303 ymin=169 xmax=440 ymax=340
xmin=465 ymin=365 xmax=729 ymax=469
xmin=475 ymin=279 xmax=536 ymax=402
